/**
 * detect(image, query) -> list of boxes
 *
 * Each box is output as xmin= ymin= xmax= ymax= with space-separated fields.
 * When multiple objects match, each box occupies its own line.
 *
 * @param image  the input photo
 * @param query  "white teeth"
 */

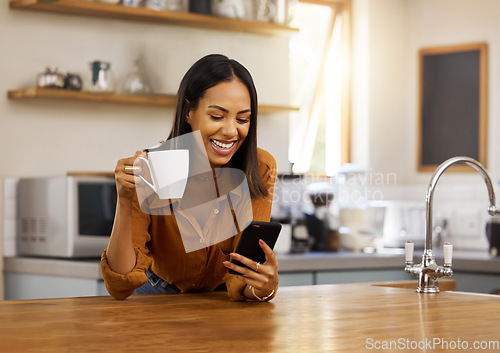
xmin=211 ymin=139 xmax=235 ymax=150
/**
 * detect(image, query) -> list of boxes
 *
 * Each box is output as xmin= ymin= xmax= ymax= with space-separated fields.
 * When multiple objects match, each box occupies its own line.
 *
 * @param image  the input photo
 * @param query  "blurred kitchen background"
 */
xmin=1 ymin=0 xmax=500 ymax=300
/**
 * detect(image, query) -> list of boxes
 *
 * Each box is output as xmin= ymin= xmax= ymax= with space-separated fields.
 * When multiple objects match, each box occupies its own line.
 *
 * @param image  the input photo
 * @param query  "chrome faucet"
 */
xmin=405 ymin=156 xmax=499 ymax=293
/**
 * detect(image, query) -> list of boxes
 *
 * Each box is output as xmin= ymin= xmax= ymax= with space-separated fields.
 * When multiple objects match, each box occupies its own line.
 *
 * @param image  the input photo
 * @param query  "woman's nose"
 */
xmin=221 ymin=118 xmax=238 ymax=136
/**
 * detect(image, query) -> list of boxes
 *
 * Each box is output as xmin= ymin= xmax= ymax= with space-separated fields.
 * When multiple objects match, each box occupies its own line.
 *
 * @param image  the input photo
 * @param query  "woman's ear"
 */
xmin=184 ymin=100 xmax=192 ymax=125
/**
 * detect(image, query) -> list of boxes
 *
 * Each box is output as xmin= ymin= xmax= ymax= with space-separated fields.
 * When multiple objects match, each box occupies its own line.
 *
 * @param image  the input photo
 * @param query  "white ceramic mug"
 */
xmin=138 ymin=149 xmax=189 ymax=199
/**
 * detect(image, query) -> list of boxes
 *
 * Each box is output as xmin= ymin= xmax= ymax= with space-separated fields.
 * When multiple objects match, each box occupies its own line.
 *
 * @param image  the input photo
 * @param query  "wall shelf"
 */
xmin=7 ymin=88 xmax=299 ymax=114
xmin=9 ymin=0 xmax=298 ymax=36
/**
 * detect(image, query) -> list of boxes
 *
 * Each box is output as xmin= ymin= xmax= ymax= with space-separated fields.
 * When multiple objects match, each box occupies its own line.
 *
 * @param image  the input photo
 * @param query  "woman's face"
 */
xmin=186 ymin=79 xmax=251 ymax=168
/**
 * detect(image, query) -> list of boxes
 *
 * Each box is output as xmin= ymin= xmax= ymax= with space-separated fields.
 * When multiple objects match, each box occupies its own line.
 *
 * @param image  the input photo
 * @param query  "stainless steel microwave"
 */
xmin=17 ymin=176 xmax=116 ymax=258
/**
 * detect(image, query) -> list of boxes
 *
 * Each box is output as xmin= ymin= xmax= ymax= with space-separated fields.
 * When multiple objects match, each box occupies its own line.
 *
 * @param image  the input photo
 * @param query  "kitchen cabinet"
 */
xmin=279 ymin=269 xmax=413 ymax=287
xmin=316 ymin=268 xmax=413 ymax=284
xmin=3 ymin=257 xmax=107 ymax=300
xmin=4 ymin=273 xmax=107 ymax=300
xmin=9 ymin=0 xmax=298 ymax=36
xmin=449 ymin=272 xmax=500 ymax=294
xmin=279 ymin=269 xmax=500 ymax=291
xmin=5 ymin=251 xmax=500 ymax=300
xmin=278 ymin=251 xmax=500 ymax=293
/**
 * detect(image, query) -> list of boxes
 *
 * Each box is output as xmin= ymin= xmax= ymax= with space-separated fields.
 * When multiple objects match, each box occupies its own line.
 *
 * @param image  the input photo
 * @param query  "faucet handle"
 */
xmin=443 ymin=242 xmax=453 ymax=266
xmin=405 ymin=241 xmax=414 ymax=263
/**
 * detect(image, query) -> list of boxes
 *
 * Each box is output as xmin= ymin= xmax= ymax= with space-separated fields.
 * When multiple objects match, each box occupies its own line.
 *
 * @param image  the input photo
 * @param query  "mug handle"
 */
xmin=137 ymin=156 xmax=157 ymax=192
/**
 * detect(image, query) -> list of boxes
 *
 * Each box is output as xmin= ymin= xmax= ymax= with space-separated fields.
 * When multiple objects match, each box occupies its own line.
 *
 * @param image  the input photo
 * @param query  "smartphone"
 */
xmin=229 ymin=221 xmax=282 ymax=275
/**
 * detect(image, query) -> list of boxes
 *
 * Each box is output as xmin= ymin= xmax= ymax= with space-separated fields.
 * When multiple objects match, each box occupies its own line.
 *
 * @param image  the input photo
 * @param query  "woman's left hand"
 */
xmin=223 ymin=239 xmax=279 ymax=300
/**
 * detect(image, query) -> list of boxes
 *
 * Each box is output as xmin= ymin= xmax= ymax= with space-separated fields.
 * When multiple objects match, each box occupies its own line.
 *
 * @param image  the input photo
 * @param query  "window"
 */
xmin=288 ymin=0 xmax=351 ymax=176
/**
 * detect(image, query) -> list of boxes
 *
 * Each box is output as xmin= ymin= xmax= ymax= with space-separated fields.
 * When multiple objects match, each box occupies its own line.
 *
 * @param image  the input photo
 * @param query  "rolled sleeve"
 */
xmin=254 ymin=149 xmax=277 ymax=222
xmin=224 ymin=274 xmax=279 ymax=302
xmin=223 ymin=273 xmax=247 ymax=301
xmin=100 ymin=247 xmax=152 ymax=300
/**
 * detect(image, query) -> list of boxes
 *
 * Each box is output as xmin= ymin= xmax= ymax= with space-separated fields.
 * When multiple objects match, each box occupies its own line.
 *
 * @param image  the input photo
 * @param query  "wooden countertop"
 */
xmin=1 ymin=281 xmax=498 ymax=352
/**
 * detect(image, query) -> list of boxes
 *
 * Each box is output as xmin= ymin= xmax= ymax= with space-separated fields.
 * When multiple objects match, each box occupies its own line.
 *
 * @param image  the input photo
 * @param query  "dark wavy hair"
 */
xmin=165 ymin=54 xmax=268 ymax=199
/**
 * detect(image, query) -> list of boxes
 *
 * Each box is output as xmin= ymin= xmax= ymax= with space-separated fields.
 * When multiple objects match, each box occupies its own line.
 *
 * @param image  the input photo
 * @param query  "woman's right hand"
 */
xmin=114 ymin=150 xmax=145 ymax=199
xmin=107 ymin=150 xmax=146 ymax=276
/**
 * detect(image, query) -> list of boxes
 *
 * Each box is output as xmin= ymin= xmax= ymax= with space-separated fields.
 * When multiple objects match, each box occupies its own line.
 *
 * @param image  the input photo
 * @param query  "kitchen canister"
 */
xmin=122 ymin=0 xmax=143 ymax=7
xmin=36 ymin=67 xmax=65 ymax=89
xmin=64 ymin=73 xmax=83 ymax=91
xmin=121 ymin=60 xmax=152 ymax=95
xmin=89 ymin=60 xmax=115 ymax=92
xmin=145 ymin=0 xmax=186 ymax=11
xmin=189 ymin=0 xmax=211 ymax=14
xmin=212 ymin=0 xmax=248 ymax=19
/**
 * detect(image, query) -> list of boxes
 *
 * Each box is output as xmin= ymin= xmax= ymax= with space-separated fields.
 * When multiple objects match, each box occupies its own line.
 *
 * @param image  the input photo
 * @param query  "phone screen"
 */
xmin=228 ymin=221 xmax=282 ymax=275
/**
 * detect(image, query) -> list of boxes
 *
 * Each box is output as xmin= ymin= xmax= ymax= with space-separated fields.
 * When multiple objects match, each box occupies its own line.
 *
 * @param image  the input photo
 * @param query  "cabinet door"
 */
xmin=316 ymin=269 xmax=414 ymax=285
xmin=452 ymin=273 xmax=500 ymax=294
xmin=278 ymin=273 xmax=315 ymax=287
xmin=4 ymin=273 xmax=108 ymax=300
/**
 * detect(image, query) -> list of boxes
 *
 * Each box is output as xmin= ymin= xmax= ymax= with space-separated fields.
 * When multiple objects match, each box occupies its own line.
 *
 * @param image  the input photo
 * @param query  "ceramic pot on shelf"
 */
xmin=36 ymin=67 xmax=65 ymax=89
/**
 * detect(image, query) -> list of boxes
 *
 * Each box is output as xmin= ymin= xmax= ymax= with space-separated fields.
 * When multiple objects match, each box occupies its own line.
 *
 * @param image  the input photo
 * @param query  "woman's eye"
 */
xmin=210 ymin=116 xmax=223 ymax=121
xmin=237 ymin=118 xmax=250 ymax=124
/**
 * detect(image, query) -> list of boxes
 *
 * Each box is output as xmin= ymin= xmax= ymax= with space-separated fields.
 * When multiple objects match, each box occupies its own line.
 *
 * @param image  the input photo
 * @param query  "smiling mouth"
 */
xmin=211 ymin=139 xmax=236 ymax=150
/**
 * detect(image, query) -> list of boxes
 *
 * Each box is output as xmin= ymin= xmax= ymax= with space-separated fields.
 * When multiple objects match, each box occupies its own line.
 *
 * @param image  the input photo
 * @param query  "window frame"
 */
xmin=293 ymin=0 xmax=352 ymax=174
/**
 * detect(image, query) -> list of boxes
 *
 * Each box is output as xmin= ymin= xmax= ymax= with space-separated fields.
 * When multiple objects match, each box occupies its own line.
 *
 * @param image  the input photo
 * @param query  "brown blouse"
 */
xmin=101 ymin=148 xmax=277 ymax=300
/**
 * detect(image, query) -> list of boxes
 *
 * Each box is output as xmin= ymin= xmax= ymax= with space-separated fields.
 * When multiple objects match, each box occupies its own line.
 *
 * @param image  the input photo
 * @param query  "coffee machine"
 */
xmin=271 ymin=174 xmax=311 ymax=253
xmin=304 ymin=181 xmax=338 ymax=252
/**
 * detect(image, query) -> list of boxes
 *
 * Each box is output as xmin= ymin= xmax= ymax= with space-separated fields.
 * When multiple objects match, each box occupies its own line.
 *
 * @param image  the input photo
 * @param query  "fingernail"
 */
xmin=259 ymin=239 xmax=264 ymax=244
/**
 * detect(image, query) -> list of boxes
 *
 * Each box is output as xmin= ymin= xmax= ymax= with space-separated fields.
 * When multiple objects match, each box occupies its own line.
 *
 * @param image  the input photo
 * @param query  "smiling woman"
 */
xmin=102 ymin=54 xmax=279 ymax=302
xmin=185 ymin=80 xmax=251 ymax=168
xmin=167 ymin=54 xmax=268 ymax=198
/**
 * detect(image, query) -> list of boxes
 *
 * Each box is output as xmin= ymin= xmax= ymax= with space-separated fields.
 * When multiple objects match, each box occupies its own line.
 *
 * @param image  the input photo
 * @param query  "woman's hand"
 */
xmin=107 ymin=150 xmax=147 ymax=275
xmin=223 ymin=239 xmax=279 ymax=300
xmin=114 ymin=150 xmax=145 ymax=199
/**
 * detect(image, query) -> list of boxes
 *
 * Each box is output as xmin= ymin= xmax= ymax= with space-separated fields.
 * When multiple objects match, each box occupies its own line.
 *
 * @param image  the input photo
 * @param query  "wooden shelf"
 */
xmin=9 ymin=0 xmax=298 ymax=36
xmin=7 ymin=87 xmax=176 ymax=107
xmin=7 ymin=87 xmax=299 ymax=114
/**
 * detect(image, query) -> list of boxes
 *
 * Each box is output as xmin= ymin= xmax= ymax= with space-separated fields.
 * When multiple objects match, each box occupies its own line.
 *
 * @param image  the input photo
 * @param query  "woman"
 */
xmin=101 ymin=54 xmax=279 ymax=301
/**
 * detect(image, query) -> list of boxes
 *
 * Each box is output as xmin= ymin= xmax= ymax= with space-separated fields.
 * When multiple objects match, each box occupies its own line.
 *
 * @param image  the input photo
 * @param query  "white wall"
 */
xmin=0 ymin=4 xmax=291 ymax=298
xmin=352 ymin=0 xmax=500 ymax=187
xmin=351 ymin=0 xmax=500 ymax=251
xmin=0 ymin=8 xmax=290 ymax=178
xmin=351 ymin=0 xmax=411 ymax=181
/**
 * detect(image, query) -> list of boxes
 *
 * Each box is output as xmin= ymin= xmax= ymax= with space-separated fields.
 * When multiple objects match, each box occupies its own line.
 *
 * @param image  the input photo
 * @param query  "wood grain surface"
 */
xmin=0 ymin=282 xmax=499 ymax=352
